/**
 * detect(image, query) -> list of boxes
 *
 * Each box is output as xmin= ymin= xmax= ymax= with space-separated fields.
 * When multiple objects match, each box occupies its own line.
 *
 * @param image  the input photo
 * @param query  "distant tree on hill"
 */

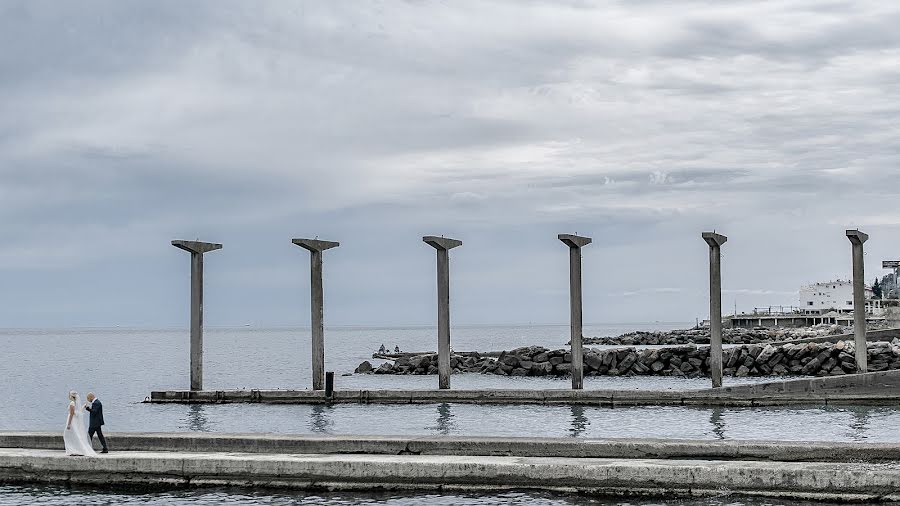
xmin=873 ymin=278 xmax=883 ymax=298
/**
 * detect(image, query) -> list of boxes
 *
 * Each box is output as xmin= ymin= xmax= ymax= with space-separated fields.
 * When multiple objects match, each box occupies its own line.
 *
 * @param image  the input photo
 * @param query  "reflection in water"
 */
xmin=431 ymin=403 xmax=456 ymax=435
xmin=186 ymin=404 xmax=210 ymax=432
xmin=708 ymin=407 xmax=726 ymax=440
xmin=569 ymin=405 xmax=589 ymax=438
xmin=847 ymin=406 xmax=871 ymax=440
xmin=309 ymin=404 xmax=333 ymax=433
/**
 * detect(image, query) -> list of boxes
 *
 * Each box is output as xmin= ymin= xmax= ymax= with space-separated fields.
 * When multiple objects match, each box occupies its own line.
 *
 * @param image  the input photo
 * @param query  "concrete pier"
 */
xmin=423 ymin=236 xmax=462 ymax=390
xmin=2 ymin=435 xmax=900 ymax=500
xmin=847 ymin=229 xmax=869 ymax=374
xmin=292 ymin=238 xmax=340 ymax=390
xmin=702 ymin=232 xmax=727 ymax=388
xmin=7 ymin=432 xmax=900 ymax=462
xmin=171 ymin=240 xmax=222 ymax=391
xmin=558 ymin=234 xmax=591 ymax=390
xmin=150 ymin=368 xmax=900 ymax=406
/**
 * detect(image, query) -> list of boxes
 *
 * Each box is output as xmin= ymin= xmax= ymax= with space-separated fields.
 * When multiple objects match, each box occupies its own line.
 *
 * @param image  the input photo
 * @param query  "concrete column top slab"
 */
xmin=172 ymin=240 xmax=223 ymax=254
xmin=558 ymin=234 xmax=591 ymax=248
xmin=702 ymin=232 xmax=727 ymax=247
xmin=423 ymin=236 xmax=462 ymax=250
xmin=292 ymin=238 xmax=340 ymax=252
xmin=846 ymin=229 xmax=869 ymax=245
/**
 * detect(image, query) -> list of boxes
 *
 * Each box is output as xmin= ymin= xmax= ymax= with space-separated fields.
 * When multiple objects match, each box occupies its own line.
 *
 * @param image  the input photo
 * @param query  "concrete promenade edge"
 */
xmin=1 ymin=448 xmax=899 ymax=501
xmin=4 ymin=432 xmax=900 ymax=462
xmin=149 ymin=369 xmax=900 ymax=406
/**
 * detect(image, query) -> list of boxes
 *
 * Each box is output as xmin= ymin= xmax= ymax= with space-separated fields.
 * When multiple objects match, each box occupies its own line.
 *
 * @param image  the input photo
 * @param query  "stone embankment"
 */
xmin=356 ymin=340 xmax=900 ymax=378
xmin=581 ymin=324 xmax=847 ymax=346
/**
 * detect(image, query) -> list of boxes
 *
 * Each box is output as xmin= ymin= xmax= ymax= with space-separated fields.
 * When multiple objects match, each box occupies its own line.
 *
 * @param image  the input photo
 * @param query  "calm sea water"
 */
xmin=4 ymin=324 xmax=900 ymax=504
xmin=0 ymin=485 xmax=885 ymax=506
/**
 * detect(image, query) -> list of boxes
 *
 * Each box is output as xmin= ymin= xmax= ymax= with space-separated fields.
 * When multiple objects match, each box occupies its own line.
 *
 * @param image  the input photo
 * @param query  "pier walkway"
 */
xmin=2 ymin=433 xmax=900 ymax=501
xmin=149 ymin=369 xmax=900 ymax=406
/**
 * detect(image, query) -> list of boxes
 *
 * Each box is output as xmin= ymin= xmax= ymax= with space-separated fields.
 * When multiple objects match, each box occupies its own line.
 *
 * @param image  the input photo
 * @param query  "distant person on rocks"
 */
xmin=83 ymin=392 xmax=108 ymax=453
xmin=379 ymin=344 xmax=386 ymax=354
xmin=394 ymin=346 xmax=400 ymax=353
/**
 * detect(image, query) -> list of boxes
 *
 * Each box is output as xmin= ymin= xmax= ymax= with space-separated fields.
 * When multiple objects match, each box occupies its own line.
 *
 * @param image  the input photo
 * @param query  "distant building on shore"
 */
xmin=728 ymin=279 xmax=885 ymax=329
xmin=799 ymin=279 xmax=875 ymax=315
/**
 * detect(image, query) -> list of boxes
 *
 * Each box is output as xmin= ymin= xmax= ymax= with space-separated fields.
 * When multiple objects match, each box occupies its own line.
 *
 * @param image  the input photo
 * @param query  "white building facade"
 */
xmin=799 ymin=279 xmax=875 ymax=315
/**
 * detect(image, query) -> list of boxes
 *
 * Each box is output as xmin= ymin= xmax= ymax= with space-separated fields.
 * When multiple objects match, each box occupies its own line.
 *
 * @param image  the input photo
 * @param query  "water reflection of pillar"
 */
xmin=186 ymin=404 xmax=211 ymax=432
xmin=569 ymin=405 xmax=589 ymax=438
xmin=435 ymin=403 xmax=455 ymax=435
xmin=709 ymin=407 xmax=726 ymax=440
xmin=847 ymin=406 xmax=871 ymax=439
xmin=309 ymin=404 xmax=332 ymax=433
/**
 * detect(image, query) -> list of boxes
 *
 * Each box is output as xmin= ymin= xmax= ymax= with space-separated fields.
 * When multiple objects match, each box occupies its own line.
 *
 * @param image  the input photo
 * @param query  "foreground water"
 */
xmin=4 ymin=325 xmax=900 ymax=504
xmin=0 ymin=485 xmax=886 ymax=506
xmin=2 ymin=324 xmax=900 ymax=441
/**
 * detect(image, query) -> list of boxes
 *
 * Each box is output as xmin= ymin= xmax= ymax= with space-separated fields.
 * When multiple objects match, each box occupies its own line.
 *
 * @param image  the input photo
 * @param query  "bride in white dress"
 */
xmin=63 ymin=390 xmax=96 ymax=456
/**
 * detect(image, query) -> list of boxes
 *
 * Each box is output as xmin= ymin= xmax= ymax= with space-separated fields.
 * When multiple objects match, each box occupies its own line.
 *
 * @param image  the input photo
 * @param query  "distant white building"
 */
xmin=799 ymin=279 xmax=876 ymax=315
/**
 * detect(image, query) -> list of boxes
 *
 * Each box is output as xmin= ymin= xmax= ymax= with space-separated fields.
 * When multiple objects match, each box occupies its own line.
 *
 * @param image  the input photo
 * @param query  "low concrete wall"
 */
xmin=149 ymin=369 xmax=900 ymax=406
xmin=774 ymin=328 xmax=900 ymax=345
xmin=1 ymin=448 xmax=898 ymax=500
xmin=4 ymin=432 xmax=900 ymax=463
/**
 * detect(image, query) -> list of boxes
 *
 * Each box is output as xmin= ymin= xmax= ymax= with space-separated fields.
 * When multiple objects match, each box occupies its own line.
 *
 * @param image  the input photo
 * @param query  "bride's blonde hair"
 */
xmin=68 ymin=390 xmax=77 ymax=402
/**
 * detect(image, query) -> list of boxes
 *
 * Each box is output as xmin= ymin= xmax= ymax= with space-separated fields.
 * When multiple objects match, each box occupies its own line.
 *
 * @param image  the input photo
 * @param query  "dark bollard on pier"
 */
xmin=558 ymin=234 xmax=591 ymax=390
xmin=292 ymin=238 xmax=340 ymax=391
xmin=171 ymin=240 xmax=222 ymax=391
xmin=702 ymin=232 xmax=727 ymax=388
xmin=423 ymin=236 xmax=462 ymax=390
xmin=325 ymin=371 xmax=334 ymax=400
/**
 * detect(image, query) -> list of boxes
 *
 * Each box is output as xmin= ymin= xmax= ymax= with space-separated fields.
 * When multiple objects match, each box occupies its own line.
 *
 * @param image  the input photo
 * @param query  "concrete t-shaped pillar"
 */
xmin=702 ymin=232 xmax=727 ymax=388
xmin=292 ymin=238 xmax=340 ymax=391
xmin=423 ymin=236 xmax=462 ymax=390
xmin=172 ymin=240 xmax=222 ymax=391
xmin=847 ymin=229 xmax=869 ymax=374
xmin=558 ymin=234 xmax=591 ymax=390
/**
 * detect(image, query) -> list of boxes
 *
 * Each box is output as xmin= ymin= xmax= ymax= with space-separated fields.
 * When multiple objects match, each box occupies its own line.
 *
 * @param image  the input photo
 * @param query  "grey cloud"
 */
xmin=1 ymin=1 xmax=899 ymax=326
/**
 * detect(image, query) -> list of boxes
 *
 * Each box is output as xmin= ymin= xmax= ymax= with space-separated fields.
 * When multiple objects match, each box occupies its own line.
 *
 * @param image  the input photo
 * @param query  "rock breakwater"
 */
xmin=581 ymin=324 xmax=847 ymax=346
xmin=355 ymin=340 xmax=900 ymax=378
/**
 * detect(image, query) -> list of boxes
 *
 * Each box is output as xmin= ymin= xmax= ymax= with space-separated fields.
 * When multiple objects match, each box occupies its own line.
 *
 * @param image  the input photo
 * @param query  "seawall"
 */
xmin=2 ymin=435 xmax=900 ymax=500
xmin=358 ymin=340 xmax=900 ymax=379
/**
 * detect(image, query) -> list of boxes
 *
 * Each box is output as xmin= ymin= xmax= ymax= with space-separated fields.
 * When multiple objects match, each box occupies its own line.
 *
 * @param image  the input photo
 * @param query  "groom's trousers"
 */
xmin=89 ymin=426 xmax=108 ymax=451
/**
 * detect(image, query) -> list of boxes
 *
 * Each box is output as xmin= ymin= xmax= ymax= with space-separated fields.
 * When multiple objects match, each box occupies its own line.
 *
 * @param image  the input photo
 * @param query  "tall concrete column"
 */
xmin=423 ymin=236 xmax=462 ymax=390
xmin=292 ymin=238 xmax=340 ymax=390
xmin=172 ymin=240 xmax=222 ymax=391
xmin=558 ymin=234 xmax=591 ymax=390
xmin=702 ymin=232 xmax=727 ymax=388
xmin=847 ymin=229 xmax=869 ymax=374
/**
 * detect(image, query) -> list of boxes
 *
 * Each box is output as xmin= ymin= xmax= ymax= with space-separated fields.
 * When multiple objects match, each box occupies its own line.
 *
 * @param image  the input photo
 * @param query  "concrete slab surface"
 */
xmin=1 ymin=448 xmax=899 ymax=500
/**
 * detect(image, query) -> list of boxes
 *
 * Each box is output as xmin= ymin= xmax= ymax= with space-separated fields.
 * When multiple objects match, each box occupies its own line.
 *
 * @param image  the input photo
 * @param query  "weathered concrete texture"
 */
xmin=423 ymin=235 xmax=462 ymax=390
xmin=847 ymin=229 xmax=869 ymax=373
xmin=171 ymin=239 xmax=222 ymax=391
xmin=703 ymin=232 xmax=727 ymax=388
xmin=292 ymin=238 xmax=340 ymax=391
xmin=6 ymin=432 xmax=900 ymax=463
xmin=150 ymin=369 xmax=900 ymax=406
xmin=1 ymin=448 xmax=899 ymax=500
xmin=559 ymin=234 xmax=591 ymax=390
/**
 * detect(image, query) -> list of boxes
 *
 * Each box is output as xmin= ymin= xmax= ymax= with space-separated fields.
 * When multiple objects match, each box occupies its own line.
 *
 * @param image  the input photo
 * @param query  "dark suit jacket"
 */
xmin=85 ymin=399 xmax=104 ymax=429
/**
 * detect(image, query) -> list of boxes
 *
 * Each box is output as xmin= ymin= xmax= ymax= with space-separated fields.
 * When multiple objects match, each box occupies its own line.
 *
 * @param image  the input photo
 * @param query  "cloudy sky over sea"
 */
xmin=2 ymin=1 xmax=899 ymax=327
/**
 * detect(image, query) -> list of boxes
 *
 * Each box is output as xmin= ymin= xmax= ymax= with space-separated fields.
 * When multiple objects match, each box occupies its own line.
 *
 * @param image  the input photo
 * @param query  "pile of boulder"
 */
xmin=580 ymin=324 xmax=847 ymax=346
xmin=355 ymin=339 xmax=900 ymax=378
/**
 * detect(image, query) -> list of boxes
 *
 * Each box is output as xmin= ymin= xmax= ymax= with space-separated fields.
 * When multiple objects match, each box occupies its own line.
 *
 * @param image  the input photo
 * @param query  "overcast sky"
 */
xmin=1 ymin=1 xmax=899 ymax=328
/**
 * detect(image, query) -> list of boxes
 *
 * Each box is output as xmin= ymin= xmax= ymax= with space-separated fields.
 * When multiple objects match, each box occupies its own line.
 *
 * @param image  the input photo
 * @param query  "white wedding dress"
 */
xmin=63 ymin=394 xmax=96 ymax=456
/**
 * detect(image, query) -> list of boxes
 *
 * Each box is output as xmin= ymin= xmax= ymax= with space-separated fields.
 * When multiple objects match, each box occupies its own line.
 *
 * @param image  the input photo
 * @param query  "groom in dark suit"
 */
xmin=83 ymin=392 xmax=108 ymax=453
